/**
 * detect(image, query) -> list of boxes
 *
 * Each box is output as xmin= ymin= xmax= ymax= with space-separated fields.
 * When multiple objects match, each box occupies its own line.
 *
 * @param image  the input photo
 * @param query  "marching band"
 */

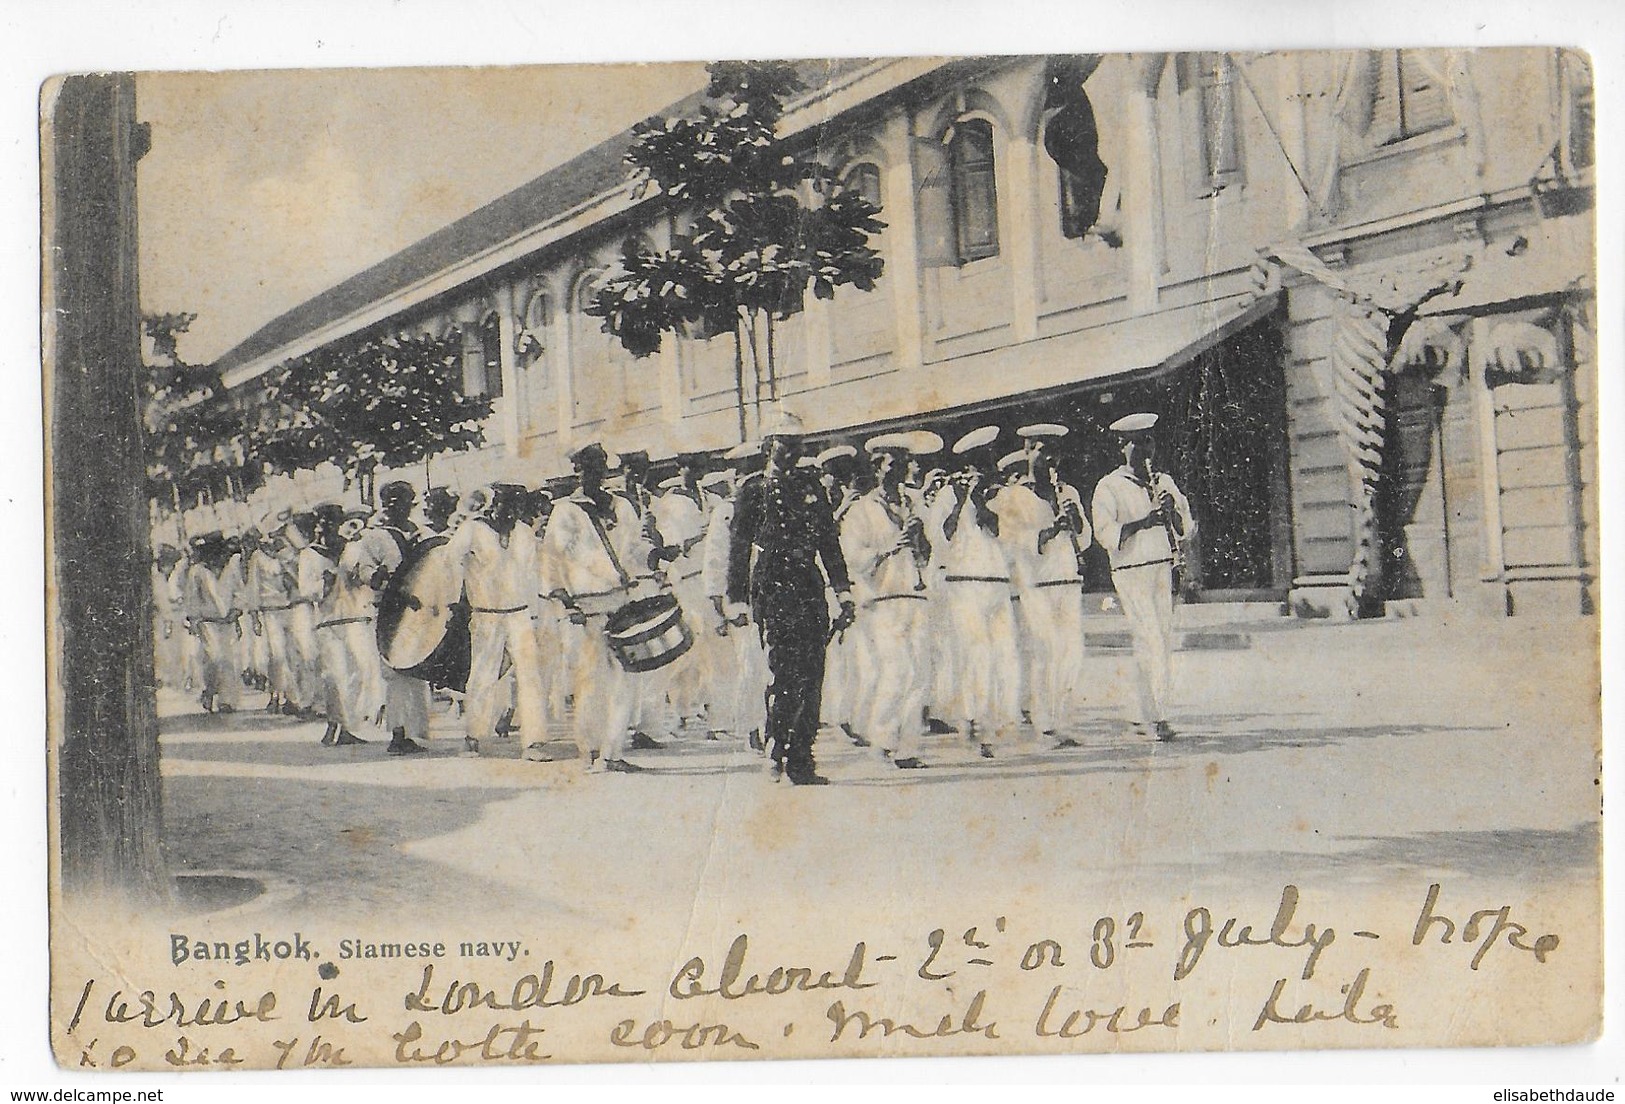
xmin=151 ymin=412 xmax=1195 ymax=781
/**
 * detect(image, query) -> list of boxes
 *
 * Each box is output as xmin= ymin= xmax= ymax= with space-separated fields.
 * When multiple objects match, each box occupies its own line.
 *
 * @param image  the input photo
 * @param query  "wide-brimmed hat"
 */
xmin=761 ymin=407 xmax=807 ymax=439
xmin=815 ymin=444 xmax=857 ymax=466
xmin=952 ymin=425 xmax=1000 ymax=455
xmin=723 ymin=440 xmax=762 ymax=461
xmin=1017 ymin=422 xmax=1069 ymax=440
xmin=866 ymin=430 xmax=943 ymax=455
xmin=1108 ymin=412 xmax=1159 ymax=435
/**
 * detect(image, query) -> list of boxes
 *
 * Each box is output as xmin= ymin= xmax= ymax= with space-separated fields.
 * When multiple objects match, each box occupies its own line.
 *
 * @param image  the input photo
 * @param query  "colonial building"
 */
xmin=215 ymin=50 xmax=1596 ymax=619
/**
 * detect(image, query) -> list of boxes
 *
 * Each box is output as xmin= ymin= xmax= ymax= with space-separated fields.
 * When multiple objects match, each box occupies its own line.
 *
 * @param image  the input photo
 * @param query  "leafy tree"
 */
xmin=261 ymin=329 xmax=491 ymax=498
xmin=588 ymin=60 xmax=886 ymax=440
xmin=141 ymin=311 xmax=258 ymax=516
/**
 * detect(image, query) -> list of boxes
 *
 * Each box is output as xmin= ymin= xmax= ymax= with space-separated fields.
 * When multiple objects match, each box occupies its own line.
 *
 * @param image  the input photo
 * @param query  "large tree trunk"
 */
xmin=46 ymin=73 xmax=167 ymax=902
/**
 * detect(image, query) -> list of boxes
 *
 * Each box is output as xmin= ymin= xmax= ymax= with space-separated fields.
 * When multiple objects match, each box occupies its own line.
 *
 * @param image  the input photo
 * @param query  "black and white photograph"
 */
xmin=28 ymin=2 xmax=1619 ymax=1083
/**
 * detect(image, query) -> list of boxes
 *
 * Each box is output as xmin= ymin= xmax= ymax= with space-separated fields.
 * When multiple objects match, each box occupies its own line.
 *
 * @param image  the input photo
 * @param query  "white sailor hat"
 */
xmin=723 ymin=440 xmax=762 ymax=461
xmin=658 ymin=475 xmax=684 ymax=490
xmin=796 ymin=455 xmax=819 ymax=468
xmin=815 ymin=444 xmax=857 ymax=466
xmin=996 ymin=449 xmax=1029 ymax=472
xmin=1108 ymin=412 xmax=1159 ymax=434
xmin=867 ymin=430 xmax=943 ymax=455
xmin=952 ymin=425 xmax=1000 ymax=454
xmin=698 ymin=471 xmax=732 ymax=491
xmin=761 ymin=406 xmax=807 ymax=439
xmin=1017 ymin=422 xmax=1069 ymax=439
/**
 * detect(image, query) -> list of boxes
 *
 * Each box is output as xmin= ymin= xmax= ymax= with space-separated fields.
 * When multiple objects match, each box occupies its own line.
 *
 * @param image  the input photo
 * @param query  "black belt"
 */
xmin=869 ymin=593 xmax=928 ymax=604
xmin=258 ymin=603 xmax=293 ymax=612
xmin=1033 ymin=578 xmax=1084 ymax=589
xmin=315 ymin=615 xmax=373 ymax=630
xmin=470 ymin=605 xmax=529 ymax=615
xmin=1111 ymin=557 xmax=1173 ymax=572
xmin=944 ymin=574 xmax=1010 ymax=584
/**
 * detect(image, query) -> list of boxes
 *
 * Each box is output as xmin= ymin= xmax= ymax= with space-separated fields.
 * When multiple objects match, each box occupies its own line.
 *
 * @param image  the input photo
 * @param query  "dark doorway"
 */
xmin=1375 ymin=370 xmax=1452 ymax=604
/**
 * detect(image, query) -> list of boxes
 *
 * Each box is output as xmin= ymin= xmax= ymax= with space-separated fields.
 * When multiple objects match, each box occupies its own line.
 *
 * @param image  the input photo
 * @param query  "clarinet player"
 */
xmin=1090 ymin=414 xmax=1195 ymax=742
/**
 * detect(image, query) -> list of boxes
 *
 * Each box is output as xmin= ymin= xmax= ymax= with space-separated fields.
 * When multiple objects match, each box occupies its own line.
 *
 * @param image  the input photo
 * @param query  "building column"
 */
xmin=804 ymin=297 xmax=833 ymax=389
xmin=493 ymin=282 xmax=523 ymax=451
xmin=1467 ymin=316 xmax=1507 ymax=612
xmin=1006 ymin=130 xmax=1040 ymax=343
xmin=554 ymin=303 xmax=576 ymax=455
xmin=1124 ymin=53 xmax=1168 ymax=315
xmin=658 ymin=339 xmax=683 ymax=427
xmin=881 ymin=112 xmax=924 ymax=370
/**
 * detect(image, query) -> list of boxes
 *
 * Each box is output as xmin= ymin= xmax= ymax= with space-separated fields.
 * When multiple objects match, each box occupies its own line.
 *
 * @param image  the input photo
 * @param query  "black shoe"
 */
xmin=1155 ymin=721 xmax=1176 ymax=742
xmin=333 ymin=730 xmax=368 ymax=746
xmin=979 ymin=743 xmax=995 ymax=759
xmin=843 ymin=724 xmax=870 ymax=748
xmin=788 ymin=772 xmax=830 ymax=786
xmin=320 ymin=723 xmax=337 ymax=747
xmin=604 ymin=758 xmax=644 ymax=773
xmin=893 ymin=757 xmax=927 ymax=770
xmin=387 ymin=736 xmax=427 ymax=756
xmin=1053 ymin=737 xmax=1082 ymax=750
xmin=748 ymin=731 xmax=764 ymax=753
xmin=629 ymin=730 xmax=666 ymax=751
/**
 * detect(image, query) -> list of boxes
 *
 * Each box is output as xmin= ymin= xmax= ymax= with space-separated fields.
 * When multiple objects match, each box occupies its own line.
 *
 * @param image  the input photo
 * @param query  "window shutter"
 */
xmin=1398 ymin=50 xmax=1455 ymax=137
xmin=952 ymin=120 xmax=1000 ymax=262
xmin=913 ymin=134 xmax=956 ymax=268
xmin=1368 ymin=50 xmax=1403 ymax=145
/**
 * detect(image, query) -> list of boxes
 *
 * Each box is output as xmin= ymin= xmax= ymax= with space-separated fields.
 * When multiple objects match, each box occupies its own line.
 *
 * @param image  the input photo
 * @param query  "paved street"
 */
xmin=157 ymin=613 xmax=1598 ymax=933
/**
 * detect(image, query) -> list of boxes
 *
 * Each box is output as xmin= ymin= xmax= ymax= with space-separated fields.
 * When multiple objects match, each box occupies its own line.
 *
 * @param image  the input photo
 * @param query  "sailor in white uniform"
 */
xmin=841 ymin=431 xmax=940 ymax=769
xmin=702 ymin=447 xmax=769 ymax=747
xmin=937 ymin=426 xmax=1023 ymax=757
xmin=1090 ymin=413 xmax=1194 ymax=740
xmin=998 ymin=424 xmax=1094 ymax=745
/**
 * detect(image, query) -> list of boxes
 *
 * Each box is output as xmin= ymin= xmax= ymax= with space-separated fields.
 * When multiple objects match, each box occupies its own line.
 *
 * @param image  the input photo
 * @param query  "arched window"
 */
xmin=949 ymin=119 xmax=999 ymax=263
xmin=845 ymin=162 xmax=883 ymax=209
xmin=520 ymin=290 xmax=549 ymax=380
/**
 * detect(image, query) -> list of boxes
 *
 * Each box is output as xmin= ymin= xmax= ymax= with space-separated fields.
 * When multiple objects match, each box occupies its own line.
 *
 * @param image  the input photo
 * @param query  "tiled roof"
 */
xmin=213 ymin=58 xmax=877 ymax=377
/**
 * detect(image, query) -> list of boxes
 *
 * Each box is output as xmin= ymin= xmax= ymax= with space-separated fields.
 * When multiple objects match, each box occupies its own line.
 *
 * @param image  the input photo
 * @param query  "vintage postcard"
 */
xmin=43 ymin=46 xmax=1600 ymax=1072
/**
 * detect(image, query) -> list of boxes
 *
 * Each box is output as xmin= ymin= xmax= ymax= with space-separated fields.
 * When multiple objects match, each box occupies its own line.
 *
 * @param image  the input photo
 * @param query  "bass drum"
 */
xmin=376 ymin=535 xmax=472 ymax=692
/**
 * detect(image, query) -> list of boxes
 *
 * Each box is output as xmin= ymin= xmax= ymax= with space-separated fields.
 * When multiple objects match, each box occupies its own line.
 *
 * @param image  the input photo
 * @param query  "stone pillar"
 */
xmin=1006 ymin=129 xmax=1040 ymax=343
xmin=882 ymin=112 xmax=925 ymax=370
xmin=493 ymin=283 xmax=522 ymax=450
xmin=1124 ymin=53 xmax=1168 ymax=314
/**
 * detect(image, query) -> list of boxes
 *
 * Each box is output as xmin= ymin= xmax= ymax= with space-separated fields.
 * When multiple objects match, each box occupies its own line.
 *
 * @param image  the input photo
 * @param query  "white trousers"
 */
xmin=195 ymin=621 xmax=242 ymax=708
xmin=466 ymin=610 xmax=546 ymax=744
xmin=1019 ymin=582 xmax=1088 ymax=734
xmin=1111 ymin=564 xmax=1176 ymax=725
xmin=938 ymin=580 xmax=1023 ymax=737
xmin=259 ymin=608 xmax=296 ymax=703
xmin=851 ymin=594 xmax=930 ymax=756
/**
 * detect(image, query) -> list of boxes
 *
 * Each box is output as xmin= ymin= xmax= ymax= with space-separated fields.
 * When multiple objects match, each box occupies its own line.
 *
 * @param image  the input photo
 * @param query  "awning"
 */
xmin=814 ymin=290 xmax=1281 ymax=442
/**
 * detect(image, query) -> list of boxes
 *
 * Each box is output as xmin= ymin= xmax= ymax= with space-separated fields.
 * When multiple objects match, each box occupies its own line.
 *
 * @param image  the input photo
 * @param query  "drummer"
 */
xmin=650 ymin=454 xmax=717 ymax=734
xmin=537 ymin=442 xmax=661 ymax=774
xmin=367 ymin=481 xmax=431 ymax=756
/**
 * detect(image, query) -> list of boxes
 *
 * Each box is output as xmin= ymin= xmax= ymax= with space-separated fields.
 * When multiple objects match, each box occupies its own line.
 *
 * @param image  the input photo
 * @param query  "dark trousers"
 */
xmin=753 ymin=593 xmax=829 ymax=780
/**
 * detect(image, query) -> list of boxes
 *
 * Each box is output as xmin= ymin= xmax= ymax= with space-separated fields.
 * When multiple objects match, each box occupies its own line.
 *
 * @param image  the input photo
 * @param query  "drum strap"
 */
xmin=583 ymin=508 xmax=633 ymax=591
xmin=1034 ymin=578 xmax=1084 ymax=588
xmin=944 ymin=574 xmax=1011 ymax=584
xmin=315 ymin=615 xmax=373 ymax=630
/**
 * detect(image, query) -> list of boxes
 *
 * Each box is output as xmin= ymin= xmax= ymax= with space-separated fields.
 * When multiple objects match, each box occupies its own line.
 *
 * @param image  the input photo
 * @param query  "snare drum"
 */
xmin=604 ymin=592 xmax=693 ymax=673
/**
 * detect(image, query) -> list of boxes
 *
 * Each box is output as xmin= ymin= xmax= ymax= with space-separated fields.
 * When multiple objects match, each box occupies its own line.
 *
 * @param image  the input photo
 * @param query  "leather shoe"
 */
xmin=387 ymin=739 xmax=427 ymax=756
xmin=788 ymin=772 xmax=830 ymax=786
xmin=604 ymin=758 xmax=644 ymax=773
xmin=333 ymin=730 xmax=368 ymax=746
xmin=628 ymin=730 xmax=666 ymax=751
xmin=1155 ymin=721 xmax=1176 ymax=742
xmin=893 ymin=757 xmax=927 ymax=770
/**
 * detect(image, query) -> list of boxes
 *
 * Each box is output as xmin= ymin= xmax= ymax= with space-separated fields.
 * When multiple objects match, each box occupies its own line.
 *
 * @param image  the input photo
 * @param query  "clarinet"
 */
xmin=1140 ymin=456 xmax=1186 ymax=577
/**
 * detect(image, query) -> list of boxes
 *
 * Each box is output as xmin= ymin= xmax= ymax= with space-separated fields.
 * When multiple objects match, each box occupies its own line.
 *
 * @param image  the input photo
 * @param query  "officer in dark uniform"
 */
xmin=726 ymin=410 xmax=856 ymax=785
